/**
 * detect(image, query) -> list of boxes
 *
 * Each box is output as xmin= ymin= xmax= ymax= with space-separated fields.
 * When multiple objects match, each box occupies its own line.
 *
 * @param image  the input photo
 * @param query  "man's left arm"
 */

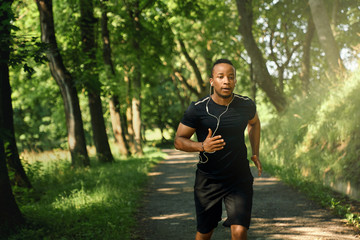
xmin=248 ymin=112 xmax=262 ymax=176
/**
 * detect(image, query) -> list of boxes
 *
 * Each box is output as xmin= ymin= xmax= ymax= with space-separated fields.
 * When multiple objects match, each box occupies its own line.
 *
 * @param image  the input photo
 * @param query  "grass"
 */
xmin=259 ymin=69 xmax=360 ymax=230
xmin=7 ymin=146 xmax=166 ymax=240
xmin=262 ymin=161 xmax=360 ymax=230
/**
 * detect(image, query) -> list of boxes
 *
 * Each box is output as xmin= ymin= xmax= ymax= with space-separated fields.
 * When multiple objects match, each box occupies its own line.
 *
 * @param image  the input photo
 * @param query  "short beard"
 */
xmin=214 ymin=89 xmax=233 ymax=99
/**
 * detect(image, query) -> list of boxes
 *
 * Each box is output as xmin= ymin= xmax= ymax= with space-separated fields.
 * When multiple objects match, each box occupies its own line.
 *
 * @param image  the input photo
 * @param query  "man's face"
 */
xmin=210 ymin=63 xmax=236 ymax=99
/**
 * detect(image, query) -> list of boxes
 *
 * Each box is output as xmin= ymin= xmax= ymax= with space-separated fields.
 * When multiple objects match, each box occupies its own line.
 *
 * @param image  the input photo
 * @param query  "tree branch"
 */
xmin=173 ymin=70 xmax=200 ymax=97
xmin=178 ymin=37 xmax=205 ymax=93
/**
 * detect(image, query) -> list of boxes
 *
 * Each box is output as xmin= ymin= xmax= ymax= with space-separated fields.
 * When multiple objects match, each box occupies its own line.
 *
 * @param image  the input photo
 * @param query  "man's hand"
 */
xmin=251 ymin=155 xmax=262 ymax=177
xmin=202 ymin=128 xmax=225 ymax=153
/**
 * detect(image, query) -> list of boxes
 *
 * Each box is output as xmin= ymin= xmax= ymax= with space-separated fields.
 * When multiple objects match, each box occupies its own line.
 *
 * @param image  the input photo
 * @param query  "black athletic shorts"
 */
xmin=194 ymin=170 xmax=253 ymax=234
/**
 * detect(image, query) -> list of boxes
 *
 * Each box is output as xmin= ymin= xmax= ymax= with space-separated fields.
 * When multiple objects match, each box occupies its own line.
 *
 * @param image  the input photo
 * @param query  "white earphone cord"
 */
xmin=199 ymin=92 xmax=234 ymax=164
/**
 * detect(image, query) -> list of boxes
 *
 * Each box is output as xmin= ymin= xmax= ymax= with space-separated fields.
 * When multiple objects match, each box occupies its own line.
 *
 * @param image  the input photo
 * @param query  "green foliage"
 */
xmin=10 ymin=0 xmax=99 ymax=151
xmin=8 ymin=147 xmax=165 ymax=240
xmin=10 ymin=65 xmax=68 ymax=151
xmin=9 ymin=36 xmax=47 ymax=78
xmin=262 ymin=70 xmax=360 ymax=185
xmin=8 ymin=1 xmax=47 ymax=78
xmin=142 ymin=80 xmax=183 ymax=136
xmin=52 ymin=0 xmax=83 ymax=85
xmin=260 ymin=70 xmax=360 ymax=228
xmin=4 ymin=0 xmax=360 ymax=234
xmin=9 ymin=1 xmax=67 ymax=151
xmin=8 ymin=0 xmax=360 ymax=152
xmin=168 ymin=0 xmax=246 ymax=84
xmin=0 ymin=1 xmax=15 ymax=54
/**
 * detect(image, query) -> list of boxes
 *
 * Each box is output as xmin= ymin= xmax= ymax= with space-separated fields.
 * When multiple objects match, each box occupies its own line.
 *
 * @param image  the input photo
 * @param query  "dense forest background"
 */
xmin=7 ymin=0 xmax=359 ymax=154
xmin=1 ymin=0 xmax=359 ymax=237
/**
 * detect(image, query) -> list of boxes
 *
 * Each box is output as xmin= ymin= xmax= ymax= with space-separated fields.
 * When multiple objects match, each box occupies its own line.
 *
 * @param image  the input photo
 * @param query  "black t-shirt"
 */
xmin=181 ymin=94 xmax=256 ymax=182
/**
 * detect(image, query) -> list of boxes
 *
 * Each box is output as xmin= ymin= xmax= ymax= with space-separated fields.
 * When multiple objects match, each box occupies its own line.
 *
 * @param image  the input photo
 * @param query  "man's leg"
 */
xmin=195 ymin=229 xmax=214 ymax=240
xmin=230 ymin=225 xmax=247 ymax=240
xmin=223 ymin=181 xmax=253 ymax=240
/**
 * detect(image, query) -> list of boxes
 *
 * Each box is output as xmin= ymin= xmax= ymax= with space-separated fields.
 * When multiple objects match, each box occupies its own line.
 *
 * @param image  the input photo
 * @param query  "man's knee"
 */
xmin=195 ymin=230 xmax=214 ymax=240
xmin=231 ymin=225 xmax=247 ymax=240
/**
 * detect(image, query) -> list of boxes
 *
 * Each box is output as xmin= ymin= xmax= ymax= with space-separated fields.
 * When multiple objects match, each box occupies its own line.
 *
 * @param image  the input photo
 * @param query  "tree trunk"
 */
xmin=1 ymin=9 xmax=32 ymax=187
xmin=100 ymin=0 xmax=115 ymax=76
xmin=79 ymin=0 xmax=113 ymax=163
xmin=132 ymin=95 xmax=143 ymax=155
xmin=330 ymin=0 xmax=339 ymax=34
xmin=0 ymin=137 xmax=24 ymax=235
xmin=123 ymin=72 xmax=136 ymax=154
xmin=87 ymin=93 xmax=114 ymax=162
xmin=36 ymin=0 xmax=89 ymax=167
xmin=301 ymin=15 xmax=315 ymax=95
xmin=129 ymin=4 xmax=143 ymax=156
xmin=100 ymin=1 xmax=129 ymax=156
xmin=236 ymin=0 xmax=287 ymax=112
xmin=131 ymin=60 xmax=143 ymax=155
xmin=0 ymin=1 xmax=25 ymax=234
xmin=126 ymin=93 xmax=136 ymax=154
xmin=308 ymin=0 xmax=344 ymax=76
xmin=109 ymin=96 xmax=129 ymax=156
xmin=2 ymin=64 xmax=32 ymax=188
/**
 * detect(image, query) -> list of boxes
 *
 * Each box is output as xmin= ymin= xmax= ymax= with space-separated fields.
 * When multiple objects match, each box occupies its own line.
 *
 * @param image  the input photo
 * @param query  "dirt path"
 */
xmin=134 ymin=149 xmax=359 ymax=240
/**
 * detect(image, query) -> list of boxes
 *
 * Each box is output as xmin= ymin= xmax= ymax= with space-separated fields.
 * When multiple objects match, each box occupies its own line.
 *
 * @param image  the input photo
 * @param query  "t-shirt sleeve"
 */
xmin=180 ymin=102 xmax=199 ymax=129
xmin=249 ymin=98 xmax=257 ymax=120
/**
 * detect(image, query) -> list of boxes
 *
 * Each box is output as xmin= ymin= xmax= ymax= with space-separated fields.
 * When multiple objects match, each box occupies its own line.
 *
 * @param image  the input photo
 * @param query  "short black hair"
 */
xmin=210 ymin=59 xmax=235 ymax=78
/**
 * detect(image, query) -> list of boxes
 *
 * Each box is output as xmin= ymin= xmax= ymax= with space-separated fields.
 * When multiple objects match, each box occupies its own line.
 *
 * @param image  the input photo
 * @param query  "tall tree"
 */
xmin=308 ymin=0 xmax=344 ymax=76
xmin=236 ymin=0 xmax=287 ymax=112
xmin=2 ymin=58 xmax=32 ymax=188
xmin=1 ymin=6 xmax=32 ymax=188
xmin=79 ymin=0 xmax=114 ymax=162
xmin=36 ymin=0 xmax=90 ymax=167
xmin=100 ymin=0 xmax=129 ymax=156
xmin=0 ymin=0 xmax=25 ymax=234
xmin=122 ymin=0 xmax=146 ymax=156
xmin=300 ymin=14 xmax=315 ymax=95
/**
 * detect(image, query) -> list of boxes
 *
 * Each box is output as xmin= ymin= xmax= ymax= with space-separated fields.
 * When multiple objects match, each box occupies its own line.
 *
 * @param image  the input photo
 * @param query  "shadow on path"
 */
xmin=134 ymin=149 xmax=359 ymax=240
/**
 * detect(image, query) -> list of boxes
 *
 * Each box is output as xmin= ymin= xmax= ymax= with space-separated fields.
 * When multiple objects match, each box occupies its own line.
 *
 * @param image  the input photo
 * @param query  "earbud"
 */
xmin=199 ymin=95 xmax=234 ymax=164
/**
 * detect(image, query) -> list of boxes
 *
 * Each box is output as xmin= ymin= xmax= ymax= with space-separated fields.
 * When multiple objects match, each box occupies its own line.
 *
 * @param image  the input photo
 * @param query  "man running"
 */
xmin=174 ymin=59 xmax=262 ymax=240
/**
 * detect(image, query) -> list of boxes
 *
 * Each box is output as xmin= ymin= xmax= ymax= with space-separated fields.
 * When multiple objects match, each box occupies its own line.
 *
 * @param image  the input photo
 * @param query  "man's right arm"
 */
xmin=174 ymin=123 xmax=203 ymax=152
xmin=174 ymin=123 xmax=225 ymax=153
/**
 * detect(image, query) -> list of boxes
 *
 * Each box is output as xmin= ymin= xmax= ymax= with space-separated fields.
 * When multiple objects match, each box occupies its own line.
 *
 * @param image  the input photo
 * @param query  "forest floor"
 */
xmin=132 ymin=149 xmax=360 ymax=240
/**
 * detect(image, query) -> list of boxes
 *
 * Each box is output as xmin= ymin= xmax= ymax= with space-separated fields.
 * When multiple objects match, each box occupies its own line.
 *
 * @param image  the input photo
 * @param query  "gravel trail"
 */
xmin=134 ymin=149 xmax=359 ymax=240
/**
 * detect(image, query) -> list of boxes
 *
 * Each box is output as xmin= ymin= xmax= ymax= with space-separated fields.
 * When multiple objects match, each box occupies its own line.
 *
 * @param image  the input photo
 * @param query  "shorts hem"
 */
xmin=197 ymin=223 xmax=218 ymax=234
xmin=222 ymin=220 xmax=250 ymax=230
